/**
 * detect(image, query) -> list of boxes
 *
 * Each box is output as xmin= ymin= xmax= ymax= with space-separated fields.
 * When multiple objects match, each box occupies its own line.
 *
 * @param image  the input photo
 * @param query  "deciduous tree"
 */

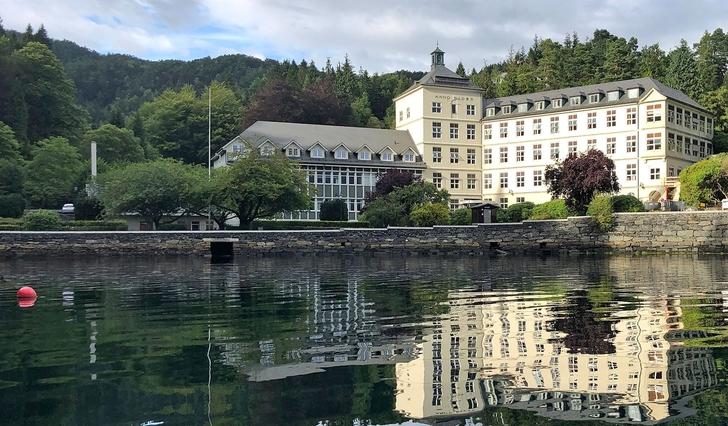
xmin=545 ymin=150 xmax=619 ymax=214
xmin=25 ymin=137 xmax=83 ymax=208
xmin=81 ymin=124 xmax=145 ymax=164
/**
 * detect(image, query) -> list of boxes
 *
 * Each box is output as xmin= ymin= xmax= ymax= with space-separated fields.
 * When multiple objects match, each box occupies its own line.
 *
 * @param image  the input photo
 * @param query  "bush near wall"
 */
xmin=528 ymin=200 xmax=574 ymax=220
xmin=0 ymin=193 xmax=26 ymax=218
xmin=497 ymin=202 xmax=535 ymax=223
xmin=251 ymin=220 xmax=370 ymax=230
xmin=449 ymin=208 xmax=471 ymax=225
xmin=319 ymin=199 xmax=349 ymax=221
xmin=22 ymin=210 xmax=63 ymax=230
xmin=586 ymin=195 xmax=615 ymax=231
xmin=0 ymin=216 xmax=127 ymax=231
xmin=410 ymin=203 xmax=450 ymax=227
xmin=611 ymin=195 xmax=645 ymax=212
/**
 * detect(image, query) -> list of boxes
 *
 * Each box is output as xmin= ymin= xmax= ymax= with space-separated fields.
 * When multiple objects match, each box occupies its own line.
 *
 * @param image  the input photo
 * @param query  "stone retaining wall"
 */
xmin=1 ymin=211 xmax=727 ymax=256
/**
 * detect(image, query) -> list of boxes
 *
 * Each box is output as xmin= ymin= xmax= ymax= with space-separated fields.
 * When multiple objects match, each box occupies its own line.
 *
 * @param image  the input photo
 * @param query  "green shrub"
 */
xmin=0 ymin=193 xmax=25 ymax=218
xmin=586 ymin=195 xmax=615 ymax=231
xmin=22 ymin=210 xmax=63 ymax=230
xmin=496 ymin=202 xmax=535 ymax=223
xmin=64 ymin=220 xmax=127 ymax=231
xmin=74 ymin=195 xmax=104 ymax=220
xmin=528 ymin=200 xmax=574 ymax=220
xmin=0 ymin=217 xmax=22 ymax=230
xmin=359 ymin=198 xmax=406 ymax=228
xmin=157 ymin=223 xmax=188 ymax=231
xmin=251 ymin=220 xmax=369 ymax=230
xmin=449 ymin=208 xmax=471 ymax=225
xmin=611 ymin=195 xmax=645 ymax=212
xmin=319 ymin=199 xmax=348 ymax=221
xmin=410 ymin=203 xmax=451 ymax=227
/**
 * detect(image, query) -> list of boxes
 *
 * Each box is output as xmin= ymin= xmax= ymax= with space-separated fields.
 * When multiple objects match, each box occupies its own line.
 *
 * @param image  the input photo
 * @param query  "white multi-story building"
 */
xmin=396 ymin=48 xmax=715 ymax=209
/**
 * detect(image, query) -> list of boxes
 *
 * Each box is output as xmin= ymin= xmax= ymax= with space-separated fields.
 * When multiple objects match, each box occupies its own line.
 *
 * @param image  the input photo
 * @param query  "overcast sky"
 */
xmin=1 ymin=0 xmax=727 ymax=73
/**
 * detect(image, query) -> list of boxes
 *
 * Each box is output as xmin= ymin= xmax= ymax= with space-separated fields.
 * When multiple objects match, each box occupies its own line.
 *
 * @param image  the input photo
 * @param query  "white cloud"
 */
xmin=1 ymin=0 xmax=728 ymax=72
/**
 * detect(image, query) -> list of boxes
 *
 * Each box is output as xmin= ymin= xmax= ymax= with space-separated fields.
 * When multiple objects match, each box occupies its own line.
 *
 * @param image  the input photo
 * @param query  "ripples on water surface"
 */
xmin=1 ymin=255 xmax=728 ymax=425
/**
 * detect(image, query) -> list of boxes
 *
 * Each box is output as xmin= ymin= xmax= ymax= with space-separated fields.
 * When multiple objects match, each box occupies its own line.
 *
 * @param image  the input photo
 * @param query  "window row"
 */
xmin=667 ymin=132 xmax=713 ymax=157
xmin=431 ymin=147 xmax=479 ymax=164
xmin=485 ymin=88 xmax=641 ymax=117
xmin=482 ymin=135 xmax=650 ymax=164
xmin=483 ymin=107 xmax=638 ymax=139
xmin=432 ymin=172 xmax=479 ymax=190
xmin=431 ymin=122 xmax=477 ymax=140
xmin=430 ymin=102 xmax=477 ymax=116
xmin=667 ymin=104 xmax=714 ymax=134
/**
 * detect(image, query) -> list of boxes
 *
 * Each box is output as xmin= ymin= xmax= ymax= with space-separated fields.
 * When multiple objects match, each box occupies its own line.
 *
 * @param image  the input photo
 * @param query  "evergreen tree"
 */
xmin=695 ymin=30 xmax=727 ymax=93
xmin=665 ymin=40 xmax=700 ymax=99
xmin=536 ymin=39 xmax=563 ymax=89
xmin=455 ymin=61 xmax=466 ymax=77
xmin=602 ymin=37 xmax=638 ymax=81
xmin=638 ymin=44 xmax=667 ymax=79
xmin=34 ymin=24 xmax=51 ymax=47
xmin=334 ymin=55 xmax=358 ymax=102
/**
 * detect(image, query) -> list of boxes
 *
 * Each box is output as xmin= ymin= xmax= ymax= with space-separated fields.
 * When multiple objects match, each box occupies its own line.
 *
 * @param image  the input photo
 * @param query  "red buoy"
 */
xmin=17 ymin=286 xmax=37 ymax=299
xmin=17 ymin=286 xmax=38 ymax=308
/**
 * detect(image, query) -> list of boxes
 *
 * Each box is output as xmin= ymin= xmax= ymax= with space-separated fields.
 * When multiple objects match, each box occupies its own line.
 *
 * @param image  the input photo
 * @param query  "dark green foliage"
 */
xmin=360 ymin=181 xmax=450 ymax=227
xmin=679 ymin=153 xmax=728 ymax=207
xmin=22 ymin=209 xmax=62 ymax=230
xmin=63 ymin=220 xmax=127 ymax=231
xmin=25 ymin=136 xmax=83 ymax=208
xmin=611 ymin=194 xmax=645 ymax=212
xmin=0 ymin=159 xmax=25 ymax=195
xmin=586 ymin=195 xmax=615 ymax=231
xmin=449 ymin=207 xmax=471 ymax=225
xmin=81 ymin=124 xmax=145 ymax=164
xmin=545 ymin=150 xmax=619 ymax=214
xmin=73 ymin=194 xmax=103 ymax=220
xmin=319 ymin=199 xmax=348 ymax=221
xmin=496 ymin=202 xmax=535 ymax=223
xmin=409 ymin=203 xmax=450 ymax=227
xmin=0 ymin=193 xmax=25 ymax=217
xmin=251 ymin=220 xmax=369 ymax=230
xmin=529 ymin=199 xmax=574 ymax=220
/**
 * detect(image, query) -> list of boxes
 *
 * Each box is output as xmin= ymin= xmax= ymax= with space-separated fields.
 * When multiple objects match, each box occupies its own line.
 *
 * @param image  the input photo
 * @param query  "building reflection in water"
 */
xmin=396 ymin=292 xmax=717 ymax=423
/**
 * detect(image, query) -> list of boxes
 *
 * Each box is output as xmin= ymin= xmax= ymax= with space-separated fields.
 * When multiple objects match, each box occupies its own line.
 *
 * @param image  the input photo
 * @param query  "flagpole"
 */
xmin=208 ymin=85 xmax=212 ymax=230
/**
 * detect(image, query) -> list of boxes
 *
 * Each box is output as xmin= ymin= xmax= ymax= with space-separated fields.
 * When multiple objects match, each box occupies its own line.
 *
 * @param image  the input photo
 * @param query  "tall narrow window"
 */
xmin=432 ymin=122 xmax=442 ymax=138
xmin=516 ymin=145 xmax=524 ymax=162
xmin=533 ymin=144 xmax=542 ymax=160
xmin=516 ymin=120 xmax=525 ymax=136
xmin=483 ymin=124 xmax=492 ymax=140
xmin=466 ymin=148 xmax=476 ymax=164
xmin=450 ymin=123 xmax=459 ymax=139
xmin=432 ymin=147 xmax=442 ymax=163
xmin=499 ymin=122 xmax=508 ymax=138
xmin=466 ymin=124 xmax=476 ymax=140
xmin=533 ymin=118 xmax=542 ymax=135
xmin=606 ymin=110 xmax=616 ymax=127
xmin=550 ymin=117 xmax=559 ymax=134
xmin=627 ymin=107 xmax=637 ymax=125
xmin=483 ymin=148 xmax=492 ymax=164
xmin=499 ymin=146 xmax=508 ymax=163
xmin=450 ymin=148 xmax=459 ymax=163
xmin=550 ymin=142 xmax=560 ymax=160
xmin=587 ymin=112 xmax=597 ymax=129
xmin=568 ymin=114 xmax=577 ymax=131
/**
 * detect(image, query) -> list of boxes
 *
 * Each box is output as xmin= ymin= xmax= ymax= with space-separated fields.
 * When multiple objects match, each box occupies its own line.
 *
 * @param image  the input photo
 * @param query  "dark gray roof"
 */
xmin=483 ymin=77 xmax=707 ymax=116
xmin=415 ymin=64 xmax=480 ymax=89
xmin=216 ymin=121 xmax=426 ymax=167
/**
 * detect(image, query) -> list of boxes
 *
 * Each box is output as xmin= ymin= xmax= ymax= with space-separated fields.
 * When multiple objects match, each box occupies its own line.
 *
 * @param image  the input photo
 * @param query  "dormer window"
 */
xmin=502 ymin=105 xmax=512 ymax=114
xmin=260 ymin=144 xmax=274 ymax=156
xmin=552 ymin=99 xmax=563 ymax=108
xmin=627 ymin=88 xmax=640 ymax=98
xmin=358 ymin=150 xmax=371 ymax=160
xmin=311 ymin=146 xmax=325 ymax=158
xmin=486 ymin=107 xmax=495 ymax=117
xmin=231 ymin=144 xmax=243 ymax=153
xmin=286 ymin=146 xmax=300 ymax=157
xmin=607 ymin=91 xmax=620 ymax=101
xmin=403 ymin=151 xmax=415 ymax=162
xmin=380 ymin=149 xmax=394 ymax=161
xmin=334 ymin=147 xmax=348 ymax=159
xmin=517 ymin=103 xmax=528 ymax=113
xmin=535 ymin=101 xmax=545 ymax=111
xmin=569 ymin=96 xmax=581 ymax=106
xmin=588 ymin=93 xmax=600 ymax=103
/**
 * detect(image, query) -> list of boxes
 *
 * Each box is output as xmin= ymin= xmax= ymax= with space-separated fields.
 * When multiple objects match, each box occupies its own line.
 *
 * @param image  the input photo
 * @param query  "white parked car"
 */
xmin=61 ymin=203 xmax=75 ymax=214
xmin=722 ymin=199 xmax=728 ymax=210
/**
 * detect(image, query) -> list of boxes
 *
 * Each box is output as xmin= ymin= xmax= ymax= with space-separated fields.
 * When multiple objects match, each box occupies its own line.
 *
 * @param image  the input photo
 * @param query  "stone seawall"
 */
xmin=1 ymin=211 xmax=727 ymax=256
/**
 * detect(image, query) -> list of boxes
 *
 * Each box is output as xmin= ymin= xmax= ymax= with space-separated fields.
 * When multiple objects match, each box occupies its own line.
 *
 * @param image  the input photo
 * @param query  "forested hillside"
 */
xmin=0 ymin=18 xmax=727 ymax=213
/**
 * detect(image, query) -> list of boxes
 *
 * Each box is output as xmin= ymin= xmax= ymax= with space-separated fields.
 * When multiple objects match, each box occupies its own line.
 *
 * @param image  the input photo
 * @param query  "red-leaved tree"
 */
xmin=545 ymin=150 xmax=619 ymax=214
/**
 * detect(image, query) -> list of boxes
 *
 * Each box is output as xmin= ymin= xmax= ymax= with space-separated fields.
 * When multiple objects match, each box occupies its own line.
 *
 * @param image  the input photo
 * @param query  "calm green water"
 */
xmin=1 ymin=255 xmax=727 ymax=426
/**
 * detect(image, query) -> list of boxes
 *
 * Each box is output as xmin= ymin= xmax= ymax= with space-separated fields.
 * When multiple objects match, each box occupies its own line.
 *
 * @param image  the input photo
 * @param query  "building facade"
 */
xmin=212 ymin=121 xmax=426 ymax=220
xmin=396 ymin=49 xmax=715 ymax=209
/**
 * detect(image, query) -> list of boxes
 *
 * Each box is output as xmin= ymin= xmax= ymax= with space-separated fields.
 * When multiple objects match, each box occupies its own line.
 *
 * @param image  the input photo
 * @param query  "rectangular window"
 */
xmin=486 ymin=107 xmax=495 ymax=117
xmin=668 ymin=167 xmax=675 ymax=177
xmin=552 ymin=98 xmax=563 ymax=108
xmin=533 ymin=170 xmax=543 ymax=186
xmin=587 ymin=112 xmax=597 ymax=129
xmin=499 ymin=197 xmax=508 ymax=209
xmin=500 ymin=146 xmax=508 ymax=163
xmin=499 ymin=122 xmax=508 ymax=138
xmin=334 ymin=149 xmax=348 ymax=159
xmin=607 ymin=91 xmax=620 ymax=101
xmin=533 ymin=118 xmax=542 ymax=135
xmin=484 ymin=173 xmax=492 ymax=189
xmin=606 ymin=109 xmax=616 ymax=127
xmin=692 ymin=112 xmax=699 ymax=130
xmin=450 ymin=173 xmax=460 ymax=189
xmin=516 ymin=145 xmax=524 ymax=162
xmin=588 ymin=93 xmax=600 ymax=103
xmin=606 ymin=137 xmax=616 ymax=154
xmin=502 ymin=105 xmax=512 ymax=114
xmin=568 ymin=114 xmax=577 ymax=131
xmin=381 ymin=151 xmax=393 ymax=161
xmin=627 ymin=88 xmax=639 ymax=98
xmin=450 ymin=123 xmax=459 ymax=139
xmin=466 ymin=104 xmax=475 ymax=116
xmin=569 ymin=96 xmax=581 ymax=106
xmin=450 ymin=148 xmax=459 ymax=164
xmin=650 ymin=168 xmax=661 ymax=180
xmin=467 ymin=173 xmax=477 ymax=189
xmin=483 ymin=124 xmax=492 ymax=140
xmin=516 ymin=120 xmax=525 ymax=136
xmin=466 ymin=124 xmax=476 ymax=140
xmin=403 ymin=151 xmax=415 ymax=162
xmin=516 ymin=196 xmax=525 ymax=203
xmin=550 ymin=142 xmax=560 ymax=160
xmin=535 ymin=101 xmax=545 ymax=110
xmin=399 ymin=110 xmax=403 ymax=121
xmin=432 ymin=102 xmax=441 ymax=113
xmin=647 ymin=104 xmax=662 ymax=122
xmin=432 ymin=172 xmax=442 ymax=188
xmin=432 ymin=147 xmax=441 ymax=163
xmin=500 ymin=172 xmax=508 ymax=189
xmin=550 ymin=117 xmax=559 ymax=134
xmin=432 ymin=122 xmax=442 ymax=138
xmin=467 ymin=148 xmax=476 ymax=164
xmin=483 ymin=148 xmax=492 ymax=164
xmin=626 ymin=135 xmax=636 ymax=153
xmin=627 ymin=107 xmax=637 ymax=125
xmin=451 ymin=104 xmax=457 ymax=114
xmin=533 ymin=144 xmax=542 ymax=160
xmin=406 ymin=107 xmax=410 ymax=118
xmin=286 ymin=146 xmax=300 ymax=157
xmin=568 ymin=140 xmax=577 ymax=155
xmin=518 ymin=103 xmax=528 ymax=112
xmin=587 ymin=138 xmax=596 ymax=151
xmin=516 ymin=171 xmax=525 ymax=187
xmin=667 ymin=105 xmax=675 ymax=123
xmin=646 ymin=132 xmax=662 ymax=150
xmin=668 ymin=132 xmax=676 ymax=151
xmin=676 ymin=107 xmax=683 ymax=126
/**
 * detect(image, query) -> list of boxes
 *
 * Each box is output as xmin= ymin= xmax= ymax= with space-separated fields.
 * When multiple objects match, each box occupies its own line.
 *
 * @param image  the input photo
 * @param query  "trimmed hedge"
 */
xmin=496 ymin=202 xmax=535 ymax=223
xmin=449 ymin=208 xmax=471 ymax=225
xmin=250 ymin=220 xmax=369 ymax=230
xmin=0 ymin=217 xmax=126 ymax=231
xmin=529 ymin=200 xmax=574 ymax=220
xmin=22 ymin=210 xmax=63 ymax=231
xmin=319 ymin=199 xmax=348 ymax=221
xmin=410 ymin=203 xmax=450 ymax=227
